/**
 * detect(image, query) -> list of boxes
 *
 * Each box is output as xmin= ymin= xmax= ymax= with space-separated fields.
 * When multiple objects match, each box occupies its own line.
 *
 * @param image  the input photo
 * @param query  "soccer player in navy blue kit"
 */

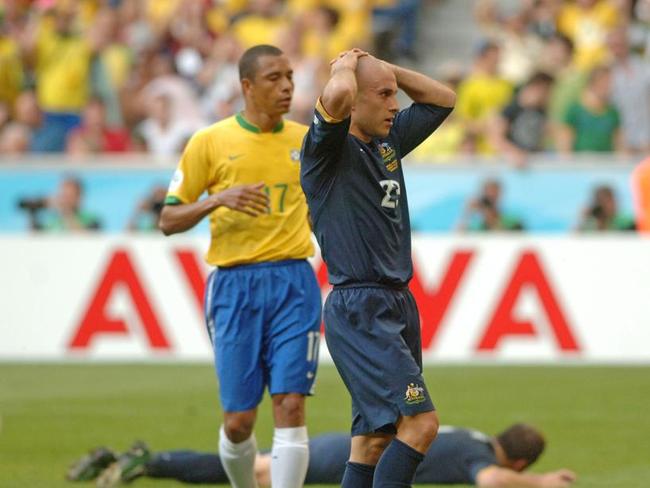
xmin=69 ymin=424 xmax=576 ymax=487
xmin=300 ymin=49 xmax=456 ymax=487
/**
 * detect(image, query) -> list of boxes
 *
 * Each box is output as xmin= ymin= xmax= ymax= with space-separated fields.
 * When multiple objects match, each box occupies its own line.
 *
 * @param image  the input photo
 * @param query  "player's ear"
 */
xmin=241 ymin=78 xmax=252 ymax=95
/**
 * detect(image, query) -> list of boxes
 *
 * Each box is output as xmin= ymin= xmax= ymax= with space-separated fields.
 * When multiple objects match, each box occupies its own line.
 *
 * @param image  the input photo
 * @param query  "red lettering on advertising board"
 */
xmin=174 ymin=249 xmax=207 ymax=312
xmin=410 ymin=251 xmax=475 ymax=348
xmin=68 ymin=250 xmax=171 ymax=349
xmin=476 ymin=251 xmax=579 ymax=351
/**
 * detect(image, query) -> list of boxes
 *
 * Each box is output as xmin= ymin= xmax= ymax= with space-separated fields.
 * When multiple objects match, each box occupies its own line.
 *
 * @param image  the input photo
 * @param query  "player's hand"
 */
xmin=330 ymin=48 xmax=368 ymax=73
xmin=212 ymin=183 xmax=270 ymax=217
xmin=540 ymin=469 xmax=577 ymax=487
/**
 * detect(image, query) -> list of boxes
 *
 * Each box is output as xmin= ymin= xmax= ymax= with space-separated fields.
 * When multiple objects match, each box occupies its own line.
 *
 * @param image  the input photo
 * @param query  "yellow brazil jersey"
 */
xmin=165 ymin=113 xmax=314 ymax=267
xmin=35 ymin=26 xmax=92 ymax=112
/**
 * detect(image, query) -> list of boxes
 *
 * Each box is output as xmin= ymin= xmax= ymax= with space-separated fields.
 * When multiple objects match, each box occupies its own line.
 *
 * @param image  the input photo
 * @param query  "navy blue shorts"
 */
xmin=204 ymin=259 xmax=322 ymax=412
xmin=324 ymin=285 xmax=434 ymax=436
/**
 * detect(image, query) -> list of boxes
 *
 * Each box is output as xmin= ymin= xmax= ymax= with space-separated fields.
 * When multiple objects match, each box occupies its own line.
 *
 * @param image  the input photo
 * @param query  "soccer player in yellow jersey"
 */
xmin=159 ymin=45 xmax=321 ymax=488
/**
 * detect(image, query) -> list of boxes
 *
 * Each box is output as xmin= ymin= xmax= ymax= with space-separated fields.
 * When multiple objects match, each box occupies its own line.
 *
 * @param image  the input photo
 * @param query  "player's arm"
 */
xmin=475 ymin=465 xmax=576 ymax=488
xmin=320 ymin=48 xmax=368 ymax=120
xmin=385 ymin=63 xmax=456 ymax=108
xmin=159 ymin=183 xmax=269 ymax=235
xmin=385 ymin=62 xmax=455 ymax=157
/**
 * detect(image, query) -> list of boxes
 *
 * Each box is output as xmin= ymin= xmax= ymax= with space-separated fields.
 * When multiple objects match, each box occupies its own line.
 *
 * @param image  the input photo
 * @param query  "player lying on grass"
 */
xmin=67 ymin=423 xmax=576 ymax=487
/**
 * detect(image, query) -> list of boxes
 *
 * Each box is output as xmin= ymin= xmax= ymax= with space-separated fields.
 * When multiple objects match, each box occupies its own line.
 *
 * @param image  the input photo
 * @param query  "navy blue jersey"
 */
xmin=416 ymin=426 xmax=498 ymax=484
xmin=305 ymin=427 xmax=497 ymax=484
xmin=301 ymin=100 xmax=452 ymax=286
xmin=147 ymin=427 xmax=497 ymax=485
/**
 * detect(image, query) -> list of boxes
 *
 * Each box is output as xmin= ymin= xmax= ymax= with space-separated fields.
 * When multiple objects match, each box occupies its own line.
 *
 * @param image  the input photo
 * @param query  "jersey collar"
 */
xmin=236 ymin=112 xmax=284 ymax=133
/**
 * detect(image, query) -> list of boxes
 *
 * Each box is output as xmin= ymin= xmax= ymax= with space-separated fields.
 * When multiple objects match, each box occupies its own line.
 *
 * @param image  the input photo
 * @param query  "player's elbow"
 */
xmin=439 ymin=87 xmax=456 ymax=109
xmin=158 ymin=209 xmax=176 ymax=236
xmin=158 ymin=220 xmax=173 ymax=236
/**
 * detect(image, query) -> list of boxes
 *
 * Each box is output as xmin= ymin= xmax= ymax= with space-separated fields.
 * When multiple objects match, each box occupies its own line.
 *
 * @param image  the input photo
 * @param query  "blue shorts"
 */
xmin=205 ymin=259 xmax=322 ymax=412
xmin=324 ymin=285 xmax=434 ymax=436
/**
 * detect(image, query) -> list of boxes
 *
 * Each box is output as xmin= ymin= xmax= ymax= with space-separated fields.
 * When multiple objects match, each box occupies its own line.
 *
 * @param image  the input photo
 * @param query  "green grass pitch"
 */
xmin=1 ymin=364 xmax=649 ymax=487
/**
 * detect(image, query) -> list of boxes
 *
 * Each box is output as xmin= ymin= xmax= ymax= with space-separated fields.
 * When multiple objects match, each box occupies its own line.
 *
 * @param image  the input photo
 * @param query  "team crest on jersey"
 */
xmin=404 ymin=383 xmax=426 ymax=405
xmin=290 ymin=149 xmax=300 ymax=162
xmin=378 ymin=142 xmax=398 ymax=172
xmin=168 ymin=169 xmax=184 ymax=192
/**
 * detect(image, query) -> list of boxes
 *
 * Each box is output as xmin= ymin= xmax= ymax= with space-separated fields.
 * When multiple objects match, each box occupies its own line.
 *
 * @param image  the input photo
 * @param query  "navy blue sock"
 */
xmin=372 ymin=439 xmax=424 ymax=488
xmin=341 ymin=461 xmax=375 ymax=488
xmin=146 ymin=450 xmax=228 ymax=483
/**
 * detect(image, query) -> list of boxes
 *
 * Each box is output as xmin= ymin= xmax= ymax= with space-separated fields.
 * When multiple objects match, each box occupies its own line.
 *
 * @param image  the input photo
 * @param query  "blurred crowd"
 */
xmin=411 ymin=0 xmax=650 ymax=165
xmin=1 ymin=0 xmax=648 ymax=161
xmin=0 ymin=0 xmax=425 ymax=157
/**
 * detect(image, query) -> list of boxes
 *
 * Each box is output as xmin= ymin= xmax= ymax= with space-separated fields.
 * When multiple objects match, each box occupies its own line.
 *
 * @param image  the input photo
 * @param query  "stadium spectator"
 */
xmin=541 ymin=34 xmax=589 ymax=140
xmin=372 ymin=0 xmax=422 ymax=61
xmin=66 ymin=97 xmax=132 ymax=155
xmin=607 ymin=28 xmax=650 ymax=154
xmin=556 ymin=0 xmax=623 ymax=71
xmin=474 ymin=0 xmax=545 ymax=85
xmin=12 ymin=89 xmax=68 ymax=152
xmin=231 ymin=0 xmax=288 ymax=49
xmin=137 ymin=52 xmax=205 ymax=129
xmin=278 ymin=27 xmax=327 ymax=125
xmin=68 ymin=424 xmax=577 ymax=488
xmin=576 ymin=184 xmax=635 ymax=231
xmin=409 ymin=62 xmax=480 ymax=163
xmin=0 ymin=100 xmax=9 ymax=133
xmin=127 ymin=185 xmax=167 ymax=232
xmin=489 ymin=72 xmax=554 ymax=166
xmin=0 ymin=20 xmax=24 ymax=110
xmin=529 ymin=0 xmax=563 ymax=40
xmin=16 ymin=176 xmax=102 ymax=232
xmin=20 ymin=2 xmax=100 ymax=152
xmin=458 ymin=179 xmax=525 ymax=231
xmin=135 ymin=94 xmax=194 ymax=157
xmin=0 ymin=121 xmax=30 ymax=154
xmin=632 ymin=157 xmax=650 ymax=232
xmin=455 ymin=41 xmax=514 ymax=154
xmin=198 ymin=35 xmax=244 ymax=122
xmin=557 ymin=66 xmax=623 ymax=154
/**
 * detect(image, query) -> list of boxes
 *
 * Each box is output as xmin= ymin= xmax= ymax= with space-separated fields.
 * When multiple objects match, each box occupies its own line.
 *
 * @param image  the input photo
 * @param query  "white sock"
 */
xmin=219 ymin=425 xmax=259 ymax=488
xmin=271 ymin=426 xmax=309 ymax=488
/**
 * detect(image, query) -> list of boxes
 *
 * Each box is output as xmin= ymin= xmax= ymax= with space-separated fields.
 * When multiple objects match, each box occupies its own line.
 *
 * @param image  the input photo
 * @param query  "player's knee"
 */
xmin=223 ymin=413 xmax=256 ymax=442
xmin=401 ymin=411 xmax=439 ymax=444
xmin=351 ymin=436 xmax=392 ymax=465
xmin=414 ymin=411 xmax=439 ymax=443
xmin=365 ymin=437 xmax=392 ymax=464
xmin=273 ymin=393 xmax=305 ymax=426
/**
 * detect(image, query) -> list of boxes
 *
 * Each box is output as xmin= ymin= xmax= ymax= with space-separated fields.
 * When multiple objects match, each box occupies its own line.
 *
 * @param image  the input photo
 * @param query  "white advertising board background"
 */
xmin=1 ymin=235 xmax=649 ymax=363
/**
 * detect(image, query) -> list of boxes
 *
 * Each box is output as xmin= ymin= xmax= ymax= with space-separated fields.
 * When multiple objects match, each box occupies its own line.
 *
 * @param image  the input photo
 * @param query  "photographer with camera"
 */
xmin=17 ymin=176 xmax=102 ymax=232
xmin=127 ymin=185 xmax=167 ymax=232
xmin=458 ymin=179 xmax=525 ymax=232
xmin=576 ymin=185 xmax=635 ymax=232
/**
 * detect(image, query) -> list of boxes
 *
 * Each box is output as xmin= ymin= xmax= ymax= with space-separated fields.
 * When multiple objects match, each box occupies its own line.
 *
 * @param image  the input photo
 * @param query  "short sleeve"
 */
xmin=468 ymin=462 xmax=497 ymax=484
xmin=390 ymin=103 xmax=453 ymax=157
xmin=165 ymin=130 xmax=214 ymax=205
xmin=300 ymin=98 xmax=351 ymax=197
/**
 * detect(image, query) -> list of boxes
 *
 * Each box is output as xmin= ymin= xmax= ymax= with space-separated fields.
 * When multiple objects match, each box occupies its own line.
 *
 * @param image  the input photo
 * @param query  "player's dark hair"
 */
xmin=497 ymin=424 xmax=545 ymax=465
xmin=238 ymin=44 xmax=284 ymax=81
